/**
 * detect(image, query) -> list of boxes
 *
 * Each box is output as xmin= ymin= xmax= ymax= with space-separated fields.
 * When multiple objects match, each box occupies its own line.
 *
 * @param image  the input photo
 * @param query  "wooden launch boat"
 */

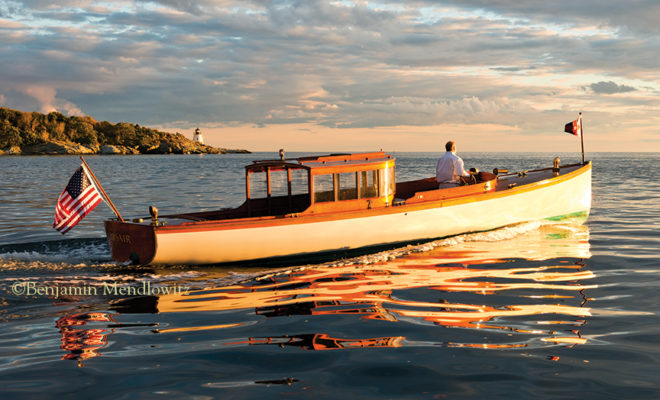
xmin=105 ymin=152 xmax=591 ymax=265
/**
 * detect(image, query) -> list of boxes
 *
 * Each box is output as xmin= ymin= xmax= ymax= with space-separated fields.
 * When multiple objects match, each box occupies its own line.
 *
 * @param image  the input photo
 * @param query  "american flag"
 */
xmin=53 ymin=165 xmax=103 ymax=234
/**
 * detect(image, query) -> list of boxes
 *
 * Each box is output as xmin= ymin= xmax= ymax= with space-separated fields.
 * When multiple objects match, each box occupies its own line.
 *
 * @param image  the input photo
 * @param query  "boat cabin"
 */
xmin=164 ymin=151 xmax=495 ymax=223
xmin=245 ymin=152 xmax=396 ymax=216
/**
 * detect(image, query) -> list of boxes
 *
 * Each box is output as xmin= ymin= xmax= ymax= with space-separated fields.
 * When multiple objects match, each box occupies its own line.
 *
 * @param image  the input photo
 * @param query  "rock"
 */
xmin=84 ymin=144 xmax=100 ymax=153
xmin=170 ymin=143 xmax=185 ymax=154
xmin=100 ymin=145 xmax=119 ymax=154
xmin=22 ymin=140 xmax=96 ymax=155
xmin=136 ymin=144 xmax=156 ymax=154
xmin=0 ymin=146 xmax=22 ymax=155
xmin=7 ymin=139 xmax=247 ymax=155
xmin=204 ymin=145 xmax=224 ymax=154
xmin=100 ymin=145 xmax=139 ymax=155
xmin=225 ymin=148 xmax=251 ymax=154
xmin=69 ymin=142 xmax=96 ymax=154
xmin=158 ymin=141 xmax=173 ymax=153
xmin=13 ymin=139 xmax=247 ymax=156
xmin=179 ymin=143 xmax=208 ymax=154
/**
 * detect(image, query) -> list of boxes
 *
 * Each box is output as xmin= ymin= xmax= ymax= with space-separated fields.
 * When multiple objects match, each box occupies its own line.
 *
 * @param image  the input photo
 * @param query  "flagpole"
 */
xmin=579 ymin=112 xmax=585 ymax=164
xmin=80 ymin=156 xmax=125 ymax=222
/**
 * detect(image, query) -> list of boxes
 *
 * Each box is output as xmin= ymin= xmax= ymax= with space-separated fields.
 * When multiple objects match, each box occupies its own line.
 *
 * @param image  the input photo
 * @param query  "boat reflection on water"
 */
xmin=154 ymin=222 xmax=595 ymax=351
xmin=52 ymin=222 xmax=595 ymax=364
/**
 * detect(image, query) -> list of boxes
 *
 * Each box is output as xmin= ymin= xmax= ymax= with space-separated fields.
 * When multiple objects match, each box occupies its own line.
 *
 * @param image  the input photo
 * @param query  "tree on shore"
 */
xmin=0 ymin=107 xmax=186 ymax=149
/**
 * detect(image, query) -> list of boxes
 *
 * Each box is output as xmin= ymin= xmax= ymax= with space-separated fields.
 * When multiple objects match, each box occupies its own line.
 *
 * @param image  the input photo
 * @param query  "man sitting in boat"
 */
xmin=436 ymin=140 xmax=473 ymax=188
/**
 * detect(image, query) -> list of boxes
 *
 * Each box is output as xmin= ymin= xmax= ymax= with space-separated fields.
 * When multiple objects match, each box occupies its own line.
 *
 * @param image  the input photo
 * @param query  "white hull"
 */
xmin=150 ymin=165 xmax=591 ymax=265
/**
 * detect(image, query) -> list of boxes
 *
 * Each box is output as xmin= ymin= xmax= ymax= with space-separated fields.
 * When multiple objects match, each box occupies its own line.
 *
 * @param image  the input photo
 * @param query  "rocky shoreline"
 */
xmin=0 ymin=140 xmax=250 ymax=155
xmin=0 ymin=107 xmax=251 ymax=156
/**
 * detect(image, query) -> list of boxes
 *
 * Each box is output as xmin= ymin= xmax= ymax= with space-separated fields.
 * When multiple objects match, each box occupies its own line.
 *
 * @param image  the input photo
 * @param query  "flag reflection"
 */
xmin=56 ymin=312 xmax=115 ymax=367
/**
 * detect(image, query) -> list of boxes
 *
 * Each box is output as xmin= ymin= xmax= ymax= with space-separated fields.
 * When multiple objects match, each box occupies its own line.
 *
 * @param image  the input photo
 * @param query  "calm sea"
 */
xmin=1 ymin=152 xmax=659 ymax=399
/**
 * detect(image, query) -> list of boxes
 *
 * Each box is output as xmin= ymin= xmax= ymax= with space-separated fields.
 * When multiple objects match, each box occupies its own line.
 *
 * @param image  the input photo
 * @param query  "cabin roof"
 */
xmin=246 ymin=151 xmax=394 ymax=173
xmin=246 ymin=160 xmax=304 ymax=173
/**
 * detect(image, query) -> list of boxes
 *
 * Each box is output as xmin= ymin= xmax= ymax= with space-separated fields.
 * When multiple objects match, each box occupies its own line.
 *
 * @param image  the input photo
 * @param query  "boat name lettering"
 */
xmin=109 ymin=233 xmax=131 ymax=243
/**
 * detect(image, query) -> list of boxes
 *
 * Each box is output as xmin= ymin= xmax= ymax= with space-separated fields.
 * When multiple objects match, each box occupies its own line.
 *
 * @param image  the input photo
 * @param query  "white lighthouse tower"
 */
xmin=193 ymin=128 xmax=204 ymax=144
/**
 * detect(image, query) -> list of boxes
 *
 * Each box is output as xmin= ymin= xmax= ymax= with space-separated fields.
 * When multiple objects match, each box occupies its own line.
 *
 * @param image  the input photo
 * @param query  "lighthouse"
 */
xmin=193 ymin=128 xmax=204 ymax=144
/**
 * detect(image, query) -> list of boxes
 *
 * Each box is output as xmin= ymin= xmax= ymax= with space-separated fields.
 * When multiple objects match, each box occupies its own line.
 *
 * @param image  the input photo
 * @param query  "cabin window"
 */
xmin=249 ymin=173 xmax=268 ymax=198
xmin=247 ymin=168 xmax=309 ymax=199
xmin=314 ymin=174 xmax=334 ymax=203
xmin=290 ymin=169 xmax=308 ymax=195
xmin=269 ymin=170 xmax=288 ymax=197
xmin=338 ymin=172 xmax=358 ymax=200
xmin=359 ymin=170 xmax=378 ymax=198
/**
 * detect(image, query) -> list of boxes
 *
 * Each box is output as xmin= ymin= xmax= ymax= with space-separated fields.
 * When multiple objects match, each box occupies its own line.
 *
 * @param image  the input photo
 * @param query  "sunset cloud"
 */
xmin=1 ymin=1 xmax=659 ymax=151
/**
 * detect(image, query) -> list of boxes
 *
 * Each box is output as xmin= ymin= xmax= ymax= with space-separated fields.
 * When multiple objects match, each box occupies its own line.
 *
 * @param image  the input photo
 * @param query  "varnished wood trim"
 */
xmin=154 ymin=162 xmax=590 ymax=235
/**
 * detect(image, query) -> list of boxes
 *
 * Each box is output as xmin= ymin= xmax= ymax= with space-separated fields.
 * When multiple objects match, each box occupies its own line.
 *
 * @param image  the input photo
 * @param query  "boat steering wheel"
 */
xmin=460 ymin=169 xmax=479 ymax=185
xmin=459 ymin=174 xmax=477 ymax=185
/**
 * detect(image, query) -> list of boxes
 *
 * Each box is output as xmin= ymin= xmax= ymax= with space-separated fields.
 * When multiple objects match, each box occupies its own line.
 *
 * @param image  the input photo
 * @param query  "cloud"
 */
xmin=25 ymin=86 xmax=84 ymax=116
xmin=588 ymin=81 xmax=637 ymax=94
xmin=0 ymin=85 xmax=84 ymax=116
xmin=433 ymin=0 xmax=660 ymax=34
xmin=20 ymin=86 xmax=58 ymax=113
xmin=0 ymin=0 xmax=658 ymax=151
xmin=0 ymin=18 xmax=25 ymax=28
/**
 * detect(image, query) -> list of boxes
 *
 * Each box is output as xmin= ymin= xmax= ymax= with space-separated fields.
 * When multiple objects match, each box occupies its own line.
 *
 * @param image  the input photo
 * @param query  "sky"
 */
xmin=1 ymin=1 xmax=659 ymax=152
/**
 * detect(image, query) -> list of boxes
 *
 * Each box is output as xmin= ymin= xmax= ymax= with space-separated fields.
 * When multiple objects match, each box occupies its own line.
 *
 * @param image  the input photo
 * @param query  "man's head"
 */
xmin=445 ymin=141 xmax=455 ymax=152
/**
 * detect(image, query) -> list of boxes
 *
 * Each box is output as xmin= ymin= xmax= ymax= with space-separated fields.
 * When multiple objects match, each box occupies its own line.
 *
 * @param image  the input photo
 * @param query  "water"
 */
xmin=1 ymin=152 xmax=659 ymax=399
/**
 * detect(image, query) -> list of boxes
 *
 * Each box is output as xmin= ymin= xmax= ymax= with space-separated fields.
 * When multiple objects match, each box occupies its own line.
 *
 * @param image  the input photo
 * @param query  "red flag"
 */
xmin=53 ymin=165 xmax=102 ymax=234
xmin=564 ymin=118 xmax=580 ymax=136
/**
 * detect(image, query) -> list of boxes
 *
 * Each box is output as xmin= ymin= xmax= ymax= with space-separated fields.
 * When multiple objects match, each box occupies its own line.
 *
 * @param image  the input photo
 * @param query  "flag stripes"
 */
xmin=53 ymin=165 xmax=103 ymax=234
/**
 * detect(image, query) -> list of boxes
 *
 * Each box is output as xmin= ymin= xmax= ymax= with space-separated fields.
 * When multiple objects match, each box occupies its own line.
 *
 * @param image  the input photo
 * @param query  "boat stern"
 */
xmin=104 ymin=220 xmax=156 ymax=265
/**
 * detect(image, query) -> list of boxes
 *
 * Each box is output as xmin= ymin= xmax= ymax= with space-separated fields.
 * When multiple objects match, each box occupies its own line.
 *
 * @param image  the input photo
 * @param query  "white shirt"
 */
xmin=436 ymin=151 xmax=469 ymax=183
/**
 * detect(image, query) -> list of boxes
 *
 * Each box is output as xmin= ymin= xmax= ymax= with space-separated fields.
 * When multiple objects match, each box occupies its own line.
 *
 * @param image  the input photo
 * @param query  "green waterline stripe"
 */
xmin=545 ymin=211 xmax=589 ymax=221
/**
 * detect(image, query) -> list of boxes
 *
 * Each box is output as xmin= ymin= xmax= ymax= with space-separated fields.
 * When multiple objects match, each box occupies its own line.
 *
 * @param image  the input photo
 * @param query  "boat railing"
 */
xmin=494 ymin=162 xmax=587 ymax=178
